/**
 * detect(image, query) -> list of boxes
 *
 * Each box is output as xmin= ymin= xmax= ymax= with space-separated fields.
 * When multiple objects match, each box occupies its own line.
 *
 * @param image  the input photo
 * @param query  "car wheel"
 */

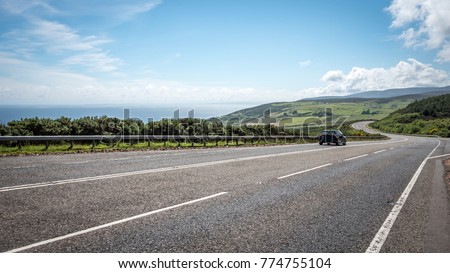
xmin=319 ymin=142 xmax=323 ymax=145
xmin=343 ymin=142 xmax=346 ymax=146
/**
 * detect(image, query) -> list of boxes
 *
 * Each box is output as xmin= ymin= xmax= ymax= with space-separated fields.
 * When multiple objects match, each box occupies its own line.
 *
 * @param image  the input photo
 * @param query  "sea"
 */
xmin=0 ymin=104 xmax=246 ymax=124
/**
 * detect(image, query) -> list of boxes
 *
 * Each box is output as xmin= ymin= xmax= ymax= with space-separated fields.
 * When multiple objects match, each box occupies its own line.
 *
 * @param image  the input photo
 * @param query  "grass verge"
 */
xmin=0 ymin=138 xmax=320 ymax=156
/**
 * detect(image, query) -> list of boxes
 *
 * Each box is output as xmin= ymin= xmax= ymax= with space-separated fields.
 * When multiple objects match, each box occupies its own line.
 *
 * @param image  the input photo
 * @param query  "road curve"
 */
xmin=0 ymin=123 xmax=449 ymax=252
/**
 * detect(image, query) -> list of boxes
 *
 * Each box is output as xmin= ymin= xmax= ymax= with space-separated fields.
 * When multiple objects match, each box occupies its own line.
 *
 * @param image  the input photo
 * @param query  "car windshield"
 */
xmin=322 ymin=130 xmax=339 ymax=135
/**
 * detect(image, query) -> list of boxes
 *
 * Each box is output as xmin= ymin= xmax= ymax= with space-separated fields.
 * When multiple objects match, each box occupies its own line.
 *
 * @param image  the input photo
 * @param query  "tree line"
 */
xmin=0 ymin=116 xmax=295 ymax=137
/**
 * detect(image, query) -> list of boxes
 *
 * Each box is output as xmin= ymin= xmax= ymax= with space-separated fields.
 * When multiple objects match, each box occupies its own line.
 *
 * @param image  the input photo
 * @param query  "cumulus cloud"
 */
xmin=387 ymin=0 xmax=450 ymax=62
xmin=307 ymin=58 xmax=450 ymax=97
xmin=321 ymin=70 xmax=345 ymax=82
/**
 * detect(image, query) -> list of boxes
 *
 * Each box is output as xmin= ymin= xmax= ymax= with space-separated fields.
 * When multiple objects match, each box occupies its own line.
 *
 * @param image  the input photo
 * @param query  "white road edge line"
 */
xmin=110 ymin=158 xmax=130 ymax=161
xmin=366 ymin=140 xmax=441 ymax=253
xmin=277 ymin=163 xmax=333 ymax=180
xmin=5 ymin=192 xmax=228 ymax=253
xmin=64 ymin=161 xmax=90 ymax=165
xmin=373 ymin=149 xmax=387 ymax=154
xmin=427 ymin=153 xmax=450 ymax=160
xmin=0 ymin=137 xmax=408 ymax=193
xmin=344 ymin=154 xmax=369 ymax=161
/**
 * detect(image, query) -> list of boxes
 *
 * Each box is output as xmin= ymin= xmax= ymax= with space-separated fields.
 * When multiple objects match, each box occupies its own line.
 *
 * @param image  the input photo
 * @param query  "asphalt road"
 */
xmin=1 ymin=121 xmax=449 ymax=253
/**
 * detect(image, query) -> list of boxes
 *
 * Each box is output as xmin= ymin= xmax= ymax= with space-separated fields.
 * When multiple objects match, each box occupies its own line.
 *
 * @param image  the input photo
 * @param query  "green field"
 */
xmin=221 ymin=98 xmax=415 ymax=126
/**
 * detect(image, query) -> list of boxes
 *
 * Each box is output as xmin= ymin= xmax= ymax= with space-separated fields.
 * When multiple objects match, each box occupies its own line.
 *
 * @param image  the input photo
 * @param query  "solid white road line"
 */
xmin=277 ymin=163 xmax=333 ymax=180
xmin=12 ymin=165 xmax=36 ymax=169
xmin=110 ymin=157 xmax=130 ymax=161
xmin=344 ymin=154 xmax=369 ymax=161
xmin=373 ymin=149 xmax=387 ymax=154
xmin=366 ymin=140 xmax=441 ymax=253
xmin=5 ymin=192 xmax=228 ymax=253
xmin=427 ymin=153 xmax=450 ymax=160
xmin=64 ymin=161 xmax=91 ymax=165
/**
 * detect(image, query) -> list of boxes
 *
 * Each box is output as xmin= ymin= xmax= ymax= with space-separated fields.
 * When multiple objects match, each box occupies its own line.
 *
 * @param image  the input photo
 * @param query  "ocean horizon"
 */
xmin=0 ymin=104 xmax=247 ymax=124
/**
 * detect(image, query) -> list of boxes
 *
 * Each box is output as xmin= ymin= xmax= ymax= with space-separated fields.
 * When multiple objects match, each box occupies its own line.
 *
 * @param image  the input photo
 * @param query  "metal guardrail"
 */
xmin=0 ymin=135 xmax=385 ymax=141
xmin=0 ymin=135 xmax=319 ymax=149
xmin=0 ymin=135 xmax=314 ymax=141
xmin=0 ymin=135 xmax=385 ymax=150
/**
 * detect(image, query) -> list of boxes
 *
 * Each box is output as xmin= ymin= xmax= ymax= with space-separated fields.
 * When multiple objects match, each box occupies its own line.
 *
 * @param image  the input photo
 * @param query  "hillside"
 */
xmin=220 ymin=88 xmax=450 ymax=126
xmin=303 ymin=86 xmax=450 ymax=100
xmin=371 ymin=94 xmax=450 ymax=137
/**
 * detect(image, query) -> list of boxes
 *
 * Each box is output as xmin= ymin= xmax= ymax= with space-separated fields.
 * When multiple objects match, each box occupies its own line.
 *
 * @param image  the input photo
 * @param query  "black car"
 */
xmin=319 ymin=129 xmax=347 ymax=146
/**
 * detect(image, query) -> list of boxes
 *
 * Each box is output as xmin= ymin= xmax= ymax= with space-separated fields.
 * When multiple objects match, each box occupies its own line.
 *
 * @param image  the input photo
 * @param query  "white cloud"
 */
xmin=299 ymin=60 xmax=312 ymax=67
xmin=321 ymin=70 xmax=345 ymax=82
xmin=438 ymin=44 xmax=450 ymax=62
xmin=308 ymin=58 xmax=450 ymax=97
xmin=63 ymin=52 xmax=123 ymax=73
xmin=2 ymin=18 xmax=120 ymax=72
xmin=0 ymin=0 xmax=162 ymax=20
xmin=0 ymin=52 xmax=301 ymax=105
xmin=119 ymin=0 xmax=162 ymax=20
xmin=0 ymin=52 xmax=99 ymax=104
xmin=2 ymin=54 xmax=448 ymax=105
xmin=30 ymin=19 xmax=112 ymax=52
xmin=387 ymin=0 xmax=450 ymax=62
xmin=0 ymin=0 xmax=59 ymax=16
xmin=0 ymin=1 xmax=163 ymax=74
xmin=0 ymin=52 xmax=95 ymax=83
xmin=0 ymin=0 xmax=141 ymax=74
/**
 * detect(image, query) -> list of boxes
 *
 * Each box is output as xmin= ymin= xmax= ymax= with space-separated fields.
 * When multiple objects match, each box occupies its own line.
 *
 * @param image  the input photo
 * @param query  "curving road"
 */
xmin=0 ymin=122 xmax=449 ymax=253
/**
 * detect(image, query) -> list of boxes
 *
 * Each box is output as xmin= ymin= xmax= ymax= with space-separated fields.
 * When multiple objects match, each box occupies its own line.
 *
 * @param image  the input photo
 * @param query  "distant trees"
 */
xmin=0 ymin=116 xmax=295 ymax=137
xmin=361 ymin=109 xmax=379 ymax=115
xmin=312 ymin=110 xmax=332 ymax=117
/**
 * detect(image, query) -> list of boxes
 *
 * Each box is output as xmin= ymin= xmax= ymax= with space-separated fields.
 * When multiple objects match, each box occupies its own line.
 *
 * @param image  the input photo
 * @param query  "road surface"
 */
xmin=1 ymin=121 xmax=449 ymax=252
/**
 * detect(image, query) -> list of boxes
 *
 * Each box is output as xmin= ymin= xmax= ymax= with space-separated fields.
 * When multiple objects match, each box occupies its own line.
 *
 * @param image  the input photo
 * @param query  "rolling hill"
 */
xmin=220 ymin=86 xmax=450 ymax=126
xmin=302 ymin=86 xmax=450 ymax=100
xmin=371 ymin=94 xmax=450 ymax=137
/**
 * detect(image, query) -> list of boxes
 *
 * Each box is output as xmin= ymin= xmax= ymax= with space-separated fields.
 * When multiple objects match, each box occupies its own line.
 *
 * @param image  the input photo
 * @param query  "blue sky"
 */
xmin=1 ymin=0 xmax=450 ymax=109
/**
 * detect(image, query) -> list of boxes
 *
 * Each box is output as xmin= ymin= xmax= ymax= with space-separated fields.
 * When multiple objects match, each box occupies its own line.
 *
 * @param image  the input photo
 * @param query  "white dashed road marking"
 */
xmin=5 ymin=192 xmax=228 ymax=253
xmin=277 ymin=163 xmax=333 ymax=180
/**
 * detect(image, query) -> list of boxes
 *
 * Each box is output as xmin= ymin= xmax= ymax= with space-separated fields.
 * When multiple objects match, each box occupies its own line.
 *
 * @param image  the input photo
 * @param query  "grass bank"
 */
xmin=0 ymin=138 xmax=319 ymax=156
